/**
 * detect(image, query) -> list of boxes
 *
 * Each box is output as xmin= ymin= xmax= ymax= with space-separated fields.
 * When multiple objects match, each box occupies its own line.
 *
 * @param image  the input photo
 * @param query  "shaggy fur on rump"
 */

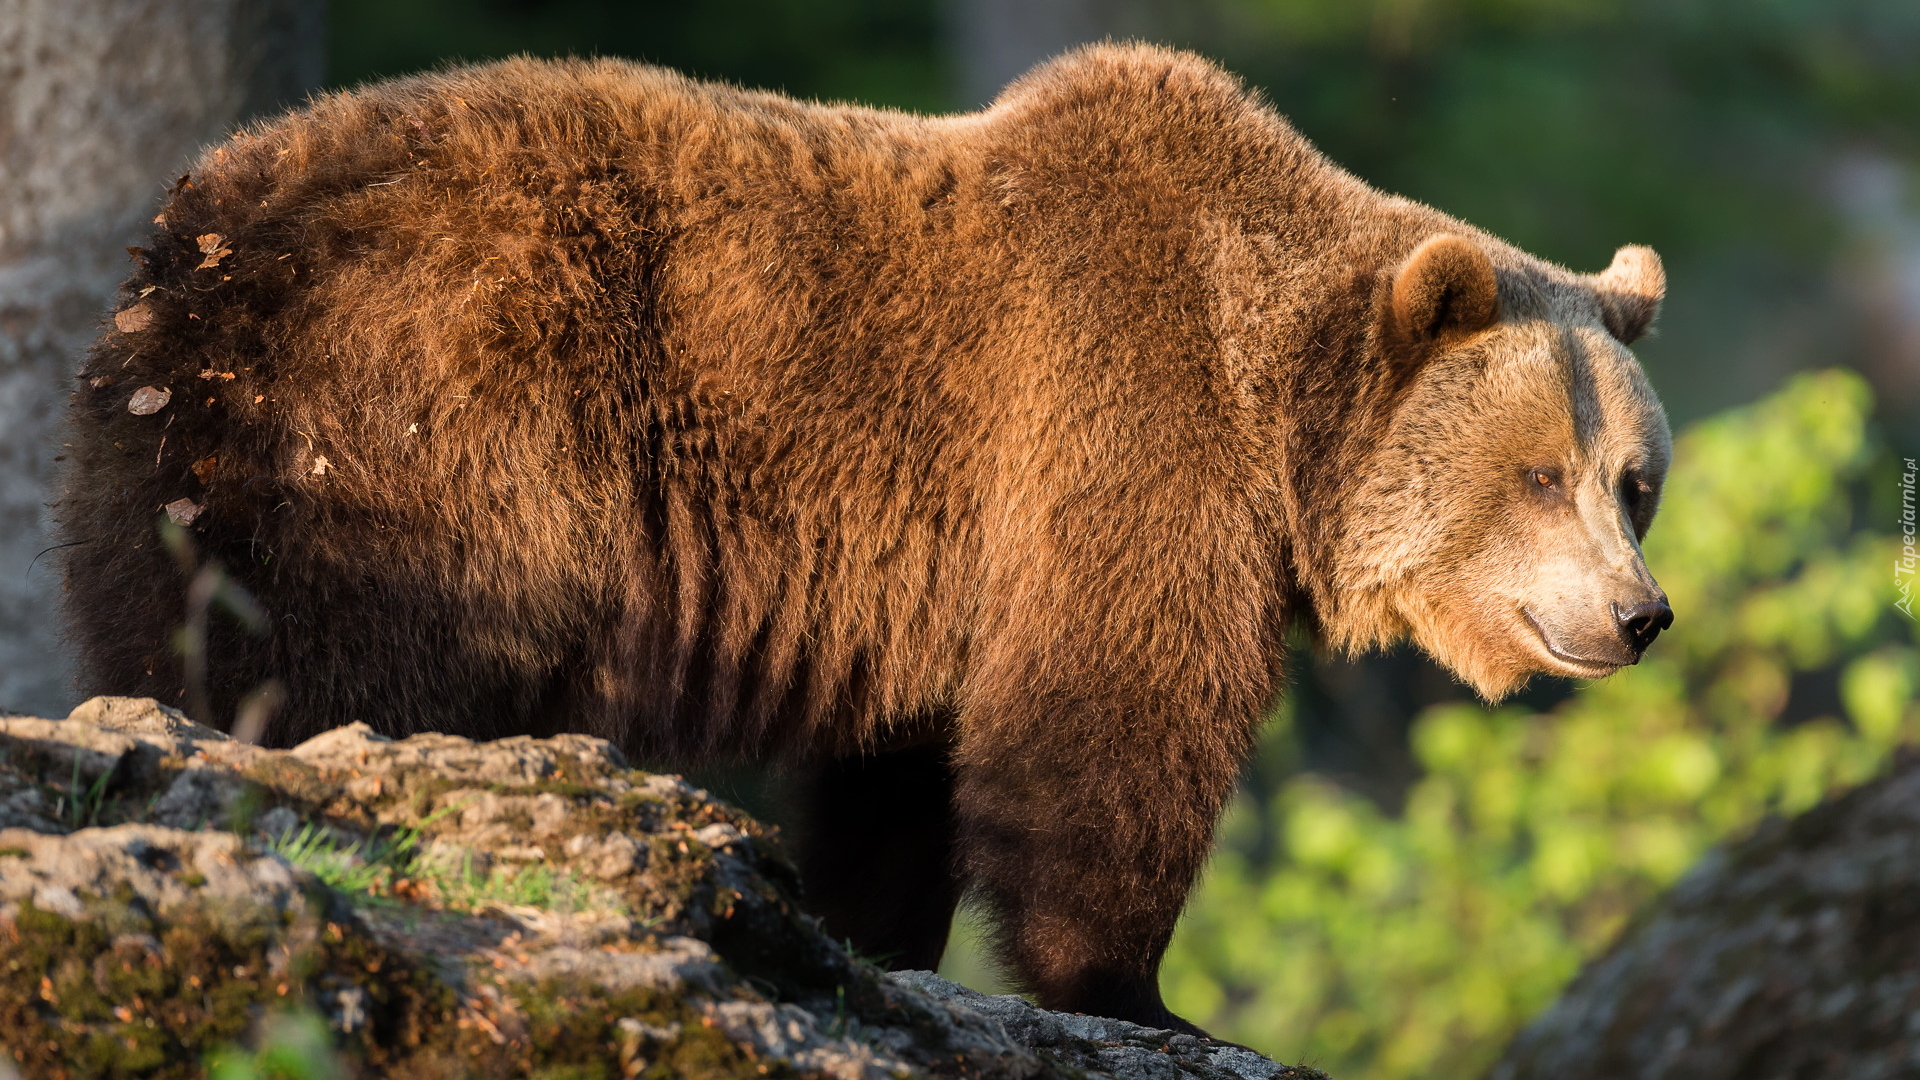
xmin=59 ymin=44 xmax=1668 ymax=1032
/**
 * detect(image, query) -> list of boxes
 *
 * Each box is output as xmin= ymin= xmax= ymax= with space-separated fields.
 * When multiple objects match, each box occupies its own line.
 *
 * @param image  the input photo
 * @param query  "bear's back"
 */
xmin=61 ymin=56 xmax=1017 ymax=752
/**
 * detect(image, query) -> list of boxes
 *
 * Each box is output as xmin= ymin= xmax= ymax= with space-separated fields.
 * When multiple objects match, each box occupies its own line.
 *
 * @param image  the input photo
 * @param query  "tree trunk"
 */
xmin=0 ymin=0 xmax=323 ymax=714
xmin=1491 ymin=761 xmax=1920 ymax=1080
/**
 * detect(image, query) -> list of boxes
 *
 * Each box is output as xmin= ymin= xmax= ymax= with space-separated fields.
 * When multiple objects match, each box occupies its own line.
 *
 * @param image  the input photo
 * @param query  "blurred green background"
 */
xmin=326 ymin=2 xmax=1919 ymax=1077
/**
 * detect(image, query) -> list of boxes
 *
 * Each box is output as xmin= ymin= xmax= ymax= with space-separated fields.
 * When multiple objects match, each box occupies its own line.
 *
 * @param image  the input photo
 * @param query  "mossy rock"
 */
xmin=0 ymin=698 xmax=1321 ymax=1080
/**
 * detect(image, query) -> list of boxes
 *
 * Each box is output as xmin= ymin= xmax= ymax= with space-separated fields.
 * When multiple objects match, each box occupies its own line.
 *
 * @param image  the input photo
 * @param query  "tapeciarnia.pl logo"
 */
xmin=1898 ymin=457 xmax=1916 ymax=620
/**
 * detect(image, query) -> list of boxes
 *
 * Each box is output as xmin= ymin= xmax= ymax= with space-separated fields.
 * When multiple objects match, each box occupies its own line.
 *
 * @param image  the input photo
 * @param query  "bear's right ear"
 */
xmin=1589 ymin=244 xmax=1664 ymax=344
xmin=1391 ymin=234 xmax=1500 ymax=344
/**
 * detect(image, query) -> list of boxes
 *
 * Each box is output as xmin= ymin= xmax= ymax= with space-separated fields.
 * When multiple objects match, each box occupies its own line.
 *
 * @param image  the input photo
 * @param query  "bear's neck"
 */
xmin=1205 ymin=178 xmax=1470 ymax=645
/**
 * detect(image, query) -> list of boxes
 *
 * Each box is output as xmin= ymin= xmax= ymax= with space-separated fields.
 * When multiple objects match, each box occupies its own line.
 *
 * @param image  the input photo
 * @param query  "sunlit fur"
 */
xmin=58 ymin=44 xmax=1668 ymax=1030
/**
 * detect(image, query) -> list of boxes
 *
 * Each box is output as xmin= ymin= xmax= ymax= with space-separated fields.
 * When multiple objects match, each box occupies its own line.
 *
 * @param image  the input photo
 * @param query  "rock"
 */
xmin=892 ymin=971 xmax=1309 ymax=1080
xmin=0 ymin=697 xmax=1326 ymax=1080
xmin=1491 ymin=761 xmax=1920 ymax=1080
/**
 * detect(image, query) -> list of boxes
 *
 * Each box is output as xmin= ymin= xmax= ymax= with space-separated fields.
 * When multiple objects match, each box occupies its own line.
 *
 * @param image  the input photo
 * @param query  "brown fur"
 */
xmin=58 ymin=45 xmax=1670 ymax=1031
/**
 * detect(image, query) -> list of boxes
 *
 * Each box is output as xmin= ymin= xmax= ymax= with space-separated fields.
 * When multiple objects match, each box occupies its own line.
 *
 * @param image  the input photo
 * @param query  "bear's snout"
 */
xmin=1613 ymin=597 xmax=1674 ymax=658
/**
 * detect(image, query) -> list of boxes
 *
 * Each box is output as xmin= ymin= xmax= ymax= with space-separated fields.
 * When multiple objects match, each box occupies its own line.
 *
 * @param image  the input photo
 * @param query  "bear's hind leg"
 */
xmin=791 ymin=741 xmax=962 ymax=971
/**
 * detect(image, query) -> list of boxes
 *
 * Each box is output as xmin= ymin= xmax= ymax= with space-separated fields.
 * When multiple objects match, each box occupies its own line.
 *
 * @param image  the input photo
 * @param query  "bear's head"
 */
xmin=1332 ymin=234 xmax=1673 ymax=700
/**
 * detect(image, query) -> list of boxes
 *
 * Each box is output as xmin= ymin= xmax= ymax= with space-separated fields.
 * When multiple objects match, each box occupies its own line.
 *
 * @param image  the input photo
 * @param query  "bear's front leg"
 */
xmin=952 ymin=674 xmax=1259 ymax=1036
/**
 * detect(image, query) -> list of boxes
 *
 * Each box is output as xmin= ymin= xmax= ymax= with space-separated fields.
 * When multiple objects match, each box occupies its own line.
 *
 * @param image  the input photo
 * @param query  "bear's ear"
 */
xmin=1391 ymin=234 xmax=1500 ymax=344
xmin=1590 ymin=244 xmax=1664 ymax=344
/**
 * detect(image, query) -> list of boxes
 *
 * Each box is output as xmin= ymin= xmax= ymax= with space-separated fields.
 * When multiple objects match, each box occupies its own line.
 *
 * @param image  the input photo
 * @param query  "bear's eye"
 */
xmin=1528 ymin=467 xmax=1562 ymax=494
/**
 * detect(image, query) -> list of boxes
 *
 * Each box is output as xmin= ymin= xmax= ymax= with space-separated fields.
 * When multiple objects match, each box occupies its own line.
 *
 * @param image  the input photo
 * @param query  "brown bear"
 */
xmin=58 ymin=44 xmax=1673 ymax=1034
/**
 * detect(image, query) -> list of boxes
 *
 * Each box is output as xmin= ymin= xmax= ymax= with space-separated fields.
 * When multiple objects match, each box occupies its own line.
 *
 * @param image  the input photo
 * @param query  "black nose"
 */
xmin=1615 ymin=598 xmax=1674 ymax=655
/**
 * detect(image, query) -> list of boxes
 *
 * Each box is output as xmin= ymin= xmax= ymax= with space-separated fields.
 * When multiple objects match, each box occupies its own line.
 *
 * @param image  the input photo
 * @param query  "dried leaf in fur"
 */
xmin=310 ymin=455 xmax=331 ymax=476
xmin=163 ymin=498 xmax=203 ymax=526
xmin=195 ymin=232 xmax=233 ymax=270
xmin=191 ymin=457 xmax=218 ymax=484
xmin=113 ymin=304 xmax=153 ymax=333
xmin=127 ymin=386 xmax=171 ymax=415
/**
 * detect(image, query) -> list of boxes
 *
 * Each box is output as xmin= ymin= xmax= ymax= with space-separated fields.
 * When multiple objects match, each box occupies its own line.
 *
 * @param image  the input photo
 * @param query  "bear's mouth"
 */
xmin=1521 ymin=608 xmax=1627 ymax=677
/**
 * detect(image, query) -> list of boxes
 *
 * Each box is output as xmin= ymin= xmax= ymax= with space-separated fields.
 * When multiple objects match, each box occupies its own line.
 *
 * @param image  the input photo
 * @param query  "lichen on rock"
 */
xmin=0 ymin=697 xmax=1324 ymax=1080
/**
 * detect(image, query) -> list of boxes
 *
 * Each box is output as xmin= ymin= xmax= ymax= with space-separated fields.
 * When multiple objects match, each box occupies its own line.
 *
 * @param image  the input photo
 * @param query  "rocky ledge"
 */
xmin=0 ymin=697 xmax=1319 ymax=1080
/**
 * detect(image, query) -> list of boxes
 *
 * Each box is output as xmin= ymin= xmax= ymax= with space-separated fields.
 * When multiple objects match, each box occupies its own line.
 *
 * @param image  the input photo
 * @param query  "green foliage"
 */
xmin=1163 ymin=369 xmax=1919 ymax=1080
xmin=266 ymin=813 xmax=628 ymax=917
xmin=62 ymin=752 xmax=113 ymax=830
xmin=206 ymin=1011 xmax=347 ymax=1080
xmin=417 ymin=848 xmax=619 ymax=915
xmin=266 ymin=821 xmax=419 ymax=896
